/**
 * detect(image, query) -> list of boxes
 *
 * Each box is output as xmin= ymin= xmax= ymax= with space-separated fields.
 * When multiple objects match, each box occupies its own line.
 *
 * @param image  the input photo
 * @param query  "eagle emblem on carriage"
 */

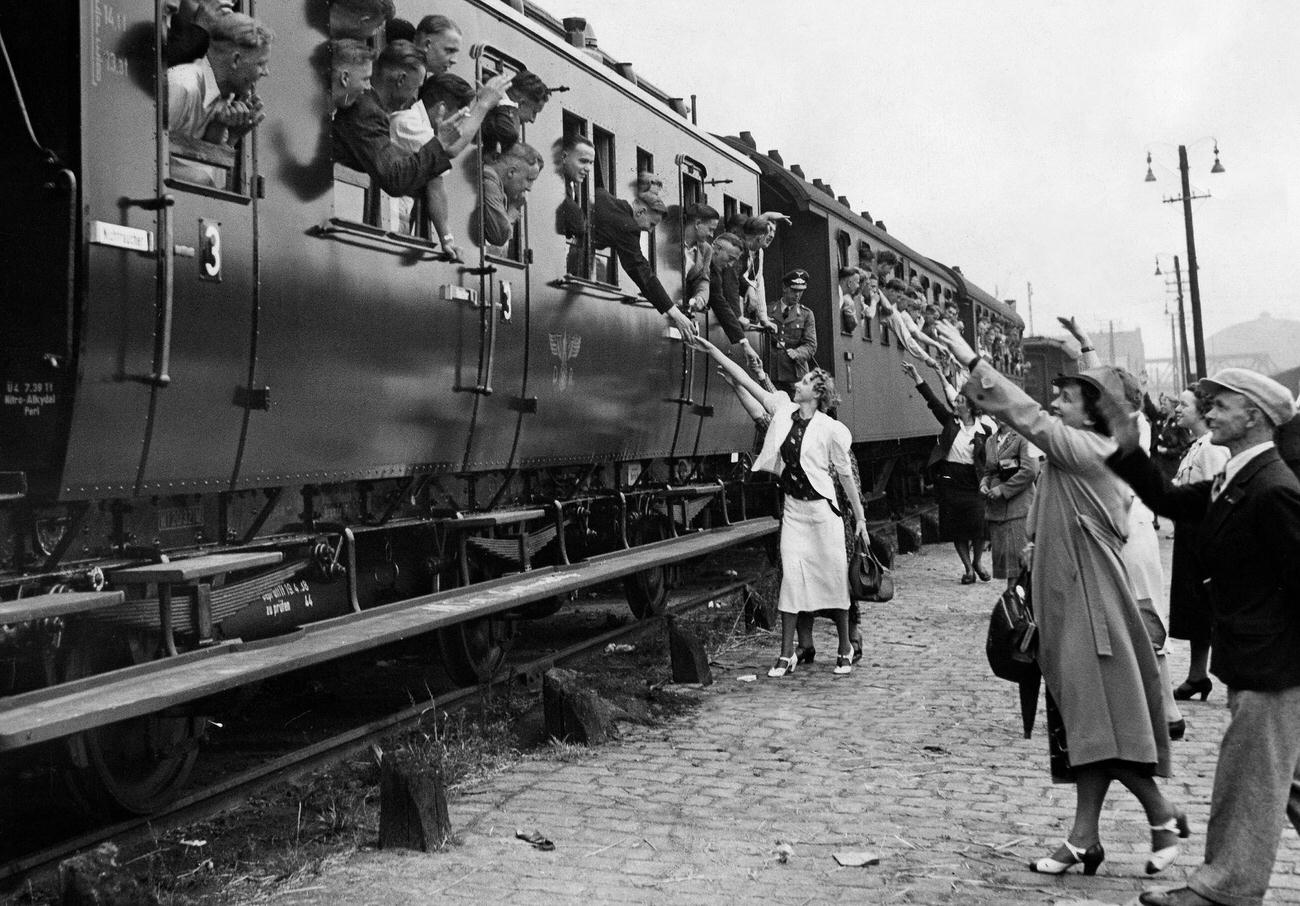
xmin=549 ymin=331 xmax=581 ymax=391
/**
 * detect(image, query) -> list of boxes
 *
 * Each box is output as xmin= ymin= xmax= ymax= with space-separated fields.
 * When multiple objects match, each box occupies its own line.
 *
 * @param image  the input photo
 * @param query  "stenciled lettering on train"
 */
xmin=260 ymin=579 xmax=314 ymax=619
xmin=549 ymin=331 xmax=581 ymax=391
xmin=89 ymin=0 xmax=130 ymax=87
xmin=3 ymin=381 xmax=57 ymax=419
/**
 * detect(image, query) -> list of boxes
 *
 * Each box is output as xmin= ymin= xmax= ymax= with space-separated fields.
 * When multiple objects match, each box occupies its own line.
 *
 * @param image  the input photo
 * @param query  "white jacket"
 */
xmin=751 ymin=395 xmax=854 ymax=503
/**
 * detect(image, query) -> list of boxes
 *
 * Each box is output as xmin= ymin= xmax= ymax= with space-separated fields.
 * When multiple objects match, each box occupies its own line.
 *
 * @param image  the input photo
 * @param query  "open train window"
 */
xmin=679 ymin=157 xmax=704 ymax=208
xmin=559 ymin=110 xmax=592 ymax=278
xmin=591 ymin=126 xmax=617 ymax=283
xmin=479 ymin=48 xmax=526 ymax=264
xmin=636 ymin=148 xmax=656 ymax=274
xmin=835 ymin=231 xmax=851 ymax=271
xmin=722 ymin=194 xmax=737 ymax=224
xmin=738 ymin=201 xmax=753 ymax=218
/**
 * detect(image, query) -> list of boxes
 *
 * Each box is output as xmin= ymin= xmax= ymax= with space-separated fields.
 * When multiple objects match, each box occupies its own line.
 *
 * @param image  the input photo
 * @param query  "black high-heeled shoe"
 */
xmin=960 ymin=571 xmax=976 ymax=585
xmin=1168 ymin=718 xmax=1186 ymax=741
xmin=1173 ymin=678 xmax=1212 ymax=701
xmin=1029 ymin=840 xmax=1105 ymax=876
xmin=795 ymin=646 xmax=816 ymax=665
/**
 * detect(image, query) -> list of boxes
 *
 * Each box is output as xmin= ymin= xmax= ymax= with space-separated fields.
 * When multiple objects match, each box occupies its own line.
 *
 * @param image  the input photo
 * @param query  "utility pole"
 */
xmin=1175 ymin=146 xmax=1208 ymax=379
xmin=1026 ymin=282 xmax=1034 ymax=335
xmin=1108 ymin=320 xmax=1116 ymax=365
xmin=1172 ymin=256 xmax=1191 ymax=387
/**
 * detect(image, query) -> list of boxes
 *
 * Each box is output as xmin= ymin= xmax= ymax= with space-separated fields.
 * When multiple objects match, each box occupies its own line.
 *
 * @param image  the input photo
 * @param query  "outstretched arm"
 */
xmin=696 ymin=337 xmax=778 ymax=415
xmin=1057 ymin=315 xmax=1100 ymax=369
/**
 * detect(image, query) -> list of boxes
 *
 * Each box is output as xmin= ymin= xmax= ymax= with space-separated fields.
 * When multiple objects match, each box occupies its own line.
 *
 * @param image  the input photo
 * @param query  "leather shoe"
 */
xmin=1138 ymin=888 xmax=1223 ymax=906
xmin=1168 ymin=718 xmax=1186 ymax=740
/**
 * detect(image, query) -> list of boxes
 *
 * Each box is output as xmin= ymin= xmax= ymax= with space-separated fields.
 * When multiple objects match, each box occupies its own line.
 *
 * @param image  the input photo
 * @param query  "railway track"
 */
xmin=0 ymin=572 xmax=768 ymax=890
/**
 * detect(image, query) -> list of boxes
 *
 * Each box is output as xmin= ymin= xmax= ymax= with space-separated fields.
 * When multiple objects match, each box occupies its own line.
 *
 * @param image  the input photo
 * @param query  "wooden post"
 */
xmin=667 ymin=617 xmax=713 ymax=685
xmin=378 ymin=751 xmax=452 ymax=852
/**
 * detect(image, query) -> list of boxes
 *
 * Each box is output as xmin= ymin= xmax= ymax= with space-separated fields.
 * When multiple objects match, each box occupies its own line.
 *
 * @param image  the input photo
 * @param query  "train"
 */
xmin=0 ymin=0 xmax=1024 ymax=817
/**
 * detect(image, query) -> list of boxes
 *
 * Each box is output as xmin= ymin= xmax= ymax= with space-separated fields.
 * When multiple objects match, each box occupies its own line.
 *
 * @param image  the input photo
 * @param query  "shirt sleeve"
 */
xmin=961 ymin=359 xmax=1116 ymax=474
xmin=334 ymin=103 xmax=452 ymax=198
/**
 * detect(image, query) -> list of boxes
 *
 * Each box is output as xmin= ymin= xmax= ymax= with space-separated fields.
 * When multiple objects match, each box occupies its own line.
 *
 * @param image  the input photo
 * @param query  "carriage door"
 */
xmin=457 ymin=46 xmax=534 ymax=474
xmin=675 ymin=156 xmax=708 ymax=458
xmin=133 ymin=10 xmax=259 ymax=494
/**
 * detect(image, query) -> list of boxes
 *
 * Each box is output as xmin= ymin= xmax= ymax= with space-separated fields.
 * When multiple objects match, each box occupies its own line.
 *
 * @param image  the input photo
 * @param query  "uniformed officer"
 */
xmin=769 ymin=269 xmax=818 ymax=396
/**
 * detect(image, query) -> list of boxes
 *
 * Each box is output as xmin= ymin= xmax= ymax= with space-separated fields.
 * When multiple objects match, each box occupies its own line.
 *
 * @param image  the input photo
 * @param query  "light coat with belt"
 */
xmin=981 ymin=427 xmax=1039 ymax=523
xmin=751 ymin=395 xmax=853 ymax=503
xmin=963 ymin=361 xmax=1169 ymax=775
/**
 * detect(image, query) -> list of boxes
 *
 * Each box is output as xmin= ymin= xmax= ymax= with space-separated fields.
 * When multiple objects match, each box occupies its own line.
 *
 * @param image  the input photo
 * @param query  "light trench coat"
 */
xmin=964 ymin=363 xmax=1170 ymax=776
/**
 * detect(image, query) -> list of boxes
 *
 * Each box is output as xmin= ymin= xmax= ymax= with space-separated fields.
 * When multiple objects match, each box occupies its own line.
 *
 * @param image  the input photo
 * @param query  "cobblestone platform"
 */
xmin=276 ymin=539 xmax=1300 ymax=905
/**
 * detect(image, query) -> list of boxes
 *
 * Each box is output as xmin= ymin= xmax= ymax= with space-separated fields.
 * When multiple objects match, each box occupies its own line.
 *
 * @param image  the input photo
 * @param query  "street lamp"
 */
xmin=1154 ymin=254 xmax=1191 ymax=388
xmin=1144 ymin=140 xmax=1225 ymax=380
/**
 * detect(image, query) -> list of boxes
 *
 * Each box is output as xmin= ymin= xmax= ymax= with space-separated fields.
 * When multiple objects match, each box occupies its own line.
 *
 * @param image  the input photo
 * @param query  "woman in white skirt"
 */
xmin=693 ymin=336 xmax=868 ymax=677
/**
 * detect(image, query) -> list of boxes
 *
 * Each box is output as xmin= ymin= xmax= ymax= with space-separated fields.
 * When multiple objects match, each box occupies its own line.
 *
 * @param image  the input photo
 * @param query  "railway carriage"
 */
xmin=0 ymin=0 xmax=1023 ymax=819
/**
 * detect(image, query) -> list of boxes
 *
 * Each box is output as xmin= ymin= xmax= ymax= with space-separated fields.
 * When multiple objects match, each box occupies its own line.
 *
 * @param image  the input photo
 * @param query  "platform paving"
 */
xmin=274 ymin=538 xmax=1300 ymax=905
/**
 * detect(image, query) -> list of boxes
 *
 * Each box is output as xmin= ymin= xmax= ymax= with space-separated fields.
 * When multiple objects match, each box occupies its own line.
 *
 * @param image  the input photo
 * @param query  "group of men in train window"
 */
xmin=159 ymin=1 xmax=1014 ymax=386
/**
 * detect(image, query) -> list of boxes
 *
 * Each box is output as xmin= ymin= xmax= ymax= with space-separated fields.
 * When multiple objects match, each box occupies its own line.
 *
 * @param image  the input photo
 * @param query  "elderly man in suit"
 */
xmin=1102 ymin=368 xmax=1300 ymax=906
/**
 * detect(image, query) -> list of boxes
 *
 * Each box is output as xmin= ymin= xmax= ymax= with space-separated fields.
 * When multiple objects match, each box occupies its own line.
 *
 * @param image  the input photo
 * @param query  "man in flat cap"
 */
xmin=769 ymin=268 xmax=818 ymax=396
xmin=1100 ymin=368 xmax=1300 ymax=906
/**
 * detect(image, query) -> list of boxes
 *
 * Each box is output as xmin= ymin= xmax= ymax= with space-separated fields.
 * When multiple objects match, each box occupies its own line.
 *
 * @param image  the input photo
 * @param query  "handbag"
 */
xmin=986 ymin=582 xmax=1037 ymax=682
xmin=848 ymin=535 xmax=894 ymax=602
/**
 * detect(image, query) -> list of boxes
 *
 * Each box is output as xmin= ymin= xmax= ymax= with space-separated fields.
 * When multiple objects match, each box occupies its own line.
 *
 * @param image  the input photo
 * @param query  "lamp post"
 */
xmin=1154 ymin=254 xmax=1191 ymax=387
xmin=1144 ymin=142 xmax=1224 ymax=380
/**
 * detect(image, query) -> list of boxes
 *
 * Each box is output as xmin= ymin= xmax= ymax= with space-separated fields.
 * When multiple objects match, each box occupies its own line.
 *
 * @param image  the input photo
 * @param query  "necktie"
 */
xmin=1210 ymin=471 xmax=1226 ymax=501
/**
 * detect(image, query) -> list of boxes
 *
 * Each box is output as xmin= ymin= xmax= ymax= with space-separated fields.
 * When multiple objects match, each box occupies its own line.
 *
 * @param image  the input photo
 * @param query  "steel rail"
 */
xmin=0 ymin=574 xmax=766 ymax=888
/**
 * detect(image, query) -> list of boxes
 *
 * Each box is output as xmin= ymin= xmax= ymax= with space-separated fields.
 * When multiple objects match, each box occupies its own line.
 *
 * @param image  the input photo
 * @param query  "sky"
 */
xmin=545 ymin=0 xmax=1299 ymax=364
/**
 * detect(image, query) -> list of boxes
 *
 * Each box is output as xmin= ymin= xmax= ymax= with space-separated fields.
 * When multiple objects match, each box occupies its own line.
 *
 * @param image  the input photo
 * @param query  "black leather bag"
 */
xmin=848 ymin=535 xmax=893 ymax=602
xmin=986 ymin=584 xmax=1037 ymax=682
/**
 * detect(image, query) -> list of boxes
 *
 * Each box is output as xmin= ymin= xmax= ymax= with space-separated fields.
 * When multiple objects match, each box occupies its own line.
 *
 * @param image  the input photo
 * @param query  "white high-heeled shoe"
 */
xmin=1146 ymin=813 xmax=1190 ymax=874
xmin=768 ymin=654 xmax=797 ymax=678
xmin=1030 ymin=839 xmax=1105 ymax=875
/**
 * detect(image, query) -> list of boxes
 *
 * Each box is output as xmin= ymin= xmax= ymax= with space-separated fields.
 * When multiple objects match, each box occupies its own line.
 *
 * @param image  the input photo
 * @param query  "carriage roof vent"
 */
xmin=837 ymin=195 xmax=852 ymax=208
xmin=860 ymin=210 xmax=873 ymax=222
xmin=875 ymin=220 xmax=888 ymax=232
xmin=738 ymin=131 xmax=758 ymax=149
xmin=668 ymin=98 xmax=689 ymax=118
xmin=614 ymin=62 xmax=637 ymax=84
xmin=789 ymin=164 xmax=805 ymax=178
xmin=767 ymin=149 xmax=784 ymax=165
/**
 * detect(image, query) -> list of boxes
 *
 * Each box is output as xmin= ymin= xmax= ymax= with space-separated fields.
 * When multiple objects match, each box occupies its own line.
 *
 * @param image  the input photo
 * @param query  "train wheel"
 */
xmin=623 ymin=514 xmax=673 ymax=619
xmin=436 ymin=617 xmax=515 ymax=687
xmin=62 ymin=629 xmax=201 ymax=817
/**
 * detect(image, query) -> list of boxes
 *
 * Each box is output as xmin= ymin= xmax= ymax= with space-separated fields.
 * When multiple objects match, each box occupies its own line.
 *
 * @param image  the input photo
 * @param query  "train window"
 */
xmin=722 ymin=194 xmax=737 ymax=223
xmin=591 ymin=126 xmax=617 ymax=283
xmin=835 ymin=231 xmax=851 ymax=271
xmin=738 ymin=201 xmax=753 ymax=218
xmin=679 ymin=157 xmax=705 ymax=207
xmin=636 ymin=149 xmax=657 ymax=273
xmin=558 ymin=111 xmax=593 ymax=278
xmin=478 ymin=49 xmax=527 ymax=263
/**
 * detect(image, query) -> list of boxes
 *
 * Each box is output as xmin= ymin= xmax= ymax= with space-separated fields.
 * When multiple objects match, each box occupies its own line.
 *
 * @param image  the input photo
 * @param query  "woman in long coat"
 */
xmin=980 ymin=417 xmax=1039 ymax=594
xmin=933 ymin=322 xmax=1186 ymax=878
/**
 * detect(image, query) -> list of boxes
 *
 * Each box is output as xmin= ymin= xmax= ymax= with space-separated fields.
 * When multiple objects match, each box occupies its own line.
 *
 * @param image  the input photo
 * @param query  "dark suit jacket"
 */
xmin=917 ymin=381 xmax=991 ymax=474
xmin=707 ymin=257 xmax=746 ymax=344
xmin=590 ymin=190 xmax=672 ymax=313
xmin=332 ymin=91 xmax=452 ymax=198
xmin=1109 ymin=445 xmax=1300 ymax=691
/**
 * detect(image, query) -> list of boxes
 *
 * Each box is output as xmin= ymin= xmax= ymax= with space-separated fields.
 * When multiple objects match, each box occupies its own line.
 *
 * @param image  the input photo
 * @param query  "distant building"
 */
xmin=1208 ymin=312 xmax=1300 ymax=375
xmin=1098 ymin=327 xmax=1146 ymax=376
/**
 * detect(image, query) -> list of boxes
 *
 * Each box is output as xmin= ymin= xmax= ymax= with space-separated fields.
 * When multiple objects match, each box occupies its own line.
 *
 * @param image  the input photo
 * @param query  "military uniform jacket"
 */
xmin=770 ymin=302 xmax=817 ymax=383
xmin=1109 ymin=445 xmax=1300 ymax=691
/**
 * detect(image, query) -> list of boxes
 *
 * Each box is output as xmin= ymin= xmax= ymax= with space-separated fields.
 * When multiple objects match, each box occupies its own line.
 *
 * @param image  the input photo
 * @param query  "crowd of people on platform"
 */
xmin=157 ymin=7 xmax=1300 ymax=904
